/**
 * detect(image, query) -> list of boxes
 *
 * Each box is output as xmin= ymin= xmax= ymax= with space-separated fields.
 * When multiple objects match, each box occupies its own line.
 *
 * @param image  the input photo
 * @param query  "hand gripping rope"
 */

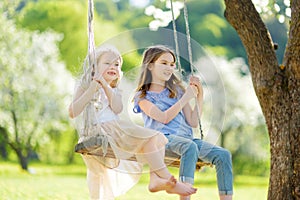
xmin=170 ymin=0 xmax=204 ymax=139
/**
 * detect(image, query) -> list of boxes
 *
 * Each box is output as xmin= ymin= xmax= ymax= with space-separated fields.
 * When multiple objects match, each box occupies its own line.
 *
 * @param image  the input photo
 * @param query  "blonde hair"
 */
xmin=80 ymin=44 xmax=123 ymax=89
xmin=136 ymin=45 xmax=184 ymax=98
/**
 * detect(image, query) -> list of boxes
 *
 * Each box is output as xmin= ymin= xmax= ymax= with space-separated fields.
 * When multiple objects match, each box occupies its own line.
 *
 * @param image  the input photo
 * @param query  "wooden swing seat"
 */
xmin=75 ymin=135 xmax=211 ymax=170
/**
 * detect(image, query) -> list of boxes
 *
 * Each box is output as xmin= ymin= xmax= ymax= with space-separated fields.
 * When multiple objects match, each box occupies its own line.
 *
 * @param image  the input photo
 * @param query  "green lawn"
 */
xmin=0 ymin=161 xmax=268 ymax=200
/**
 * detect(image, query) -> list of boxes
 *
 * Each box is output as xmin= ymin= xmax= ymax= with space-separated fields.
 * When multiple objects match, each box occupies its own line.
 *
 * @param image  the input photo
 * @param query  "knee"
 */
xmin=219 ymin=149 xmax=232 ymax=163
xmin=141 ymin=136 xmax=157 ymax=152
xmin=224 ymin=149 xmax=232 ymax=159
xmin=183 ymin=142 xmax=198 ymax=157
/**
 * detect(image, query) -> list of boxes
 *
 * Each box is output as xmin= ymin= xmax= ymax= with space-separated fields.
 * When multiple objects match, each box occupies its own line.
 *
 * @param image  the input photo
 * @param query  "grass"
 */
xmin=0 ymin=161 xmax=269 ymax=200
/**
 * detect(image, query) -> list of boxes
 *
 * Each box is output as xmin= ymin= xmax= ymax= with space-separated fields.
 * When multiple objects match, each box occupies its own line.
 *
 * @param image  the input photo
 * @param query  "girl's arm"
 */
xmin=183 ymin=76 xmax=204 ymax=127
xmin=101 ymin=81 xmax=123 ymax=114
xmin=138 ymin=85 xmax=198 ymax=124
xmin=94 ymin=75 xmax=123 ymax=114
xmin=68 ymin=80 xmax=100 ymax=118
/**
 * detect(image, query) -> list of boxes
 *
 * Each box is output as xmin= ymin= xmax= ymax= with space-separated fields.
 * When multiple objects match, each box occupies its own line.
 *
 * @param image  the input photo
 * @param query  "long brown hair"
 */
xmin=136 ymin=45 xmax=184 ymax=98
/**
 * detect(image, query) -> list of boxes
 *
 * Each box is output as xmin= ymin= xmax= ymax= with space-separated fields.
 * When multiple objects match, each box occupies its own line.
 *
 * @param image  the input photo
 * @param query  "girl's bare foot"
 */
xmin=179 ymin=183 xmax=193 ymax=200
xmin=166 ymin=182 xmax=197 ymax=196
xmin=148 ymin=173 xmax=176 ymax=192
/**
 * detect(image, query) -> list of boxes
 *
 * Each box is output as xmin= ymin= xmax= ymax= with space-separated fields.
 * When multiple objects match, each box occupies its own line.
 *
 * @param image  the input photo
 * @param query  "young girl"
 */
xmin=133 ymin=45 xmax=233 ymax=200
xmin=69 ymin=44 xmax=197 ymax=200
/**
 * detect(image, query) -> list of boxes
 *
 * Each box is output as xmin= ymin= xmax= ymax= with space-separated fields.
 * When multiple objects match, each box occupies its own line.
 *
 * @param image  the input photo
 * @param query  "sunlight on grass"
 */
xmin=119 ymin=167 xmax=268 ymax=200
xmin=0 ymin=162 xmax=268 ymax=200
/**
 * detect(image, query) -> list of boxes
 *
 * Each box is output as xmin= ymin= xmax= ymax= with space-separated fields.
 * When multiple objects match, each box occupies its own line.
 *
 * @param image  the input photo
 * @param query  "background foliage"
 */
xmin=0 ymin=0 xmax=289 ymax=176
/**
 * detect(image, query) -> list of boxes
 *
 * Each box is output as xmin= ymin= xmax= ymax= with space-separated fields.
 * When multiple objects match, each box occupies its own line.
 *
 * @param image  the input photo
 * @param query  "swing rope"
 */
xmin=81 ymin=0 xmax=96 ymax=137
xmin=183 ymin=0 xmax=193 ymax=75
xmin=170 ymin=0 xmax=182 ymax=76
xmin=170 ymin=0 xmax=204 ymax=139
xmin=87 ymin=0 xmax=96 ymax=75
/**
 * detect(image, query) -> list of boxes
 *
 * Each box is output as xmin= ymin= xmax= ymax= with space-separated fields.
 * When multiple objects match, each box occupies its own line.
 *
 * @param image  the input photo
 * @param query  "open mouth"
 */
xmin=107 ymin=71 xmax=117 ymax=76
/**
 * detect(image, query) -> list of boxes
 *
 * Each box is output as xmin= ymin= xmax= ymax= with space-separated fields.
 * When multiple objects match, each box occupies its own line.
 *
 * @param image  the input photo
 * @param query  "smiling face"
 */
xmin=96 ymin=51 xmax=122 ymax=85
xmin=149 ymin=52 xmax=176 ymax=86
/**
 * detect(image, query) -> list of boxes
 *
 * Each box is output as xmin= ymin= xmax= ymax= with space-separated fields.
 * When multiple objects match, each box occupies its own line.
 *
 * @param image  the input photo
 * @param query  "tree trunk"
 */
xmin=0 ymin=143 xmax=8 ymax=159
xmin=16 ymin=148 xmax=28 ymax=170
xmin=0 ymin=127 xmax=8 ymax=159
xmin=9 ymin=141 xmax=29 ymax=171
xmin=223 ymin=0 xmax=300 ymax=199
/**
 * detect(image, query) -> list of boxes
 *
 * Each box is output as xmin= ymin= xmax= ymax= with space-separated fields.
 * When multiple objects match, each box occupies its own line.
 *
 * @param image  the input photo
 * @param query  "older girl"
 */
xmin=134 ymin=45 xmax=233 ymax=200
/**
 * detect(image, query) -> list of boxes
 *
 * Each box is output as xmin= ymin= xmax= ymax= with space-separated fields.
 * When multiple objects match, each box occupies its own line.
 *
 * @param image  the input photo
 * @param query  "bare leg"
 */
xmin=86 ymin=169 xmax=100 ymax=199
xmin=220 ymin=195 xmax=232 ymax=200
xmin=141 ymin=136 xmax=172 ymax=179
xmin=141 ymin=136 xmax=197 ymax=196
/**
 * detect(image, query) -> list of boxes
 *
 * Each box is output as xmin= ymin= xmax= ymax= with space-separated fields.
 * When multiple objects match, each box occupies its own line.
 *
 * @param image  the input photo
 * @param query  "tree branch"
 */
xmin=223 ymin=0 xmax=279 ymax=101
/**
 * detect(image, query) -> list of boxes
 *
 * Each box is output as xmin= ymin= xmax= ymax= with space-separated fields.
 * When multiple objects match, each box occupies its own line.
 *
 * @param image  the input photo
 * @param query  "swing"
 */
xmin=75 ymin=0 xmax=211 ymax=170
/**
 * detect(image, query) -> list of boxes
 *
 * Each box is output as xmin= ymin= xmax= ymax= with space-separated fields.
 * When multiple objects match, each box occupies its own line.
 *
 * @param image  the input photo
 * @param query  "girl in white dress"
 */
xmin=68 ymin=44 xmax=197 ymax=200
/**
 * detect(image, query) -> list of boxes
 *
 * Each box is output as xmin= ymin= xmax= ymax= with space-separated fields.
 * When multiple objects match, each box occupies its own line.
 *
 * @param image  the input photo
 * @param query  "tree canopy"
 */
xmin=0 ymin=14 xmax=73 ymax=169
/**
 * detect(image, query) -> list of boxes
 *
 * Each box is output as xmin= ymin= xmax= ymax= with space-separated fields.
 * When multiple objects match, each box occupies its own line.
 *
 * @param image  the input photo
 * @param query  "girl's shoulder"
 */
xmin=134 ymin=90 xmax=142 ymax=99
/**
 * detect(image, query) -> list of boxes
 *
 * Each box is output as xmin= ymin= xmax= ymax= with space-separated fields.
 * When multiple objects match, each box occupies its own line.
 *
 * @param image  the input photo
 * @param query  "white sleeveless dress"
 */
xmin=78 ymin=87 xmax=167 ymax=199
